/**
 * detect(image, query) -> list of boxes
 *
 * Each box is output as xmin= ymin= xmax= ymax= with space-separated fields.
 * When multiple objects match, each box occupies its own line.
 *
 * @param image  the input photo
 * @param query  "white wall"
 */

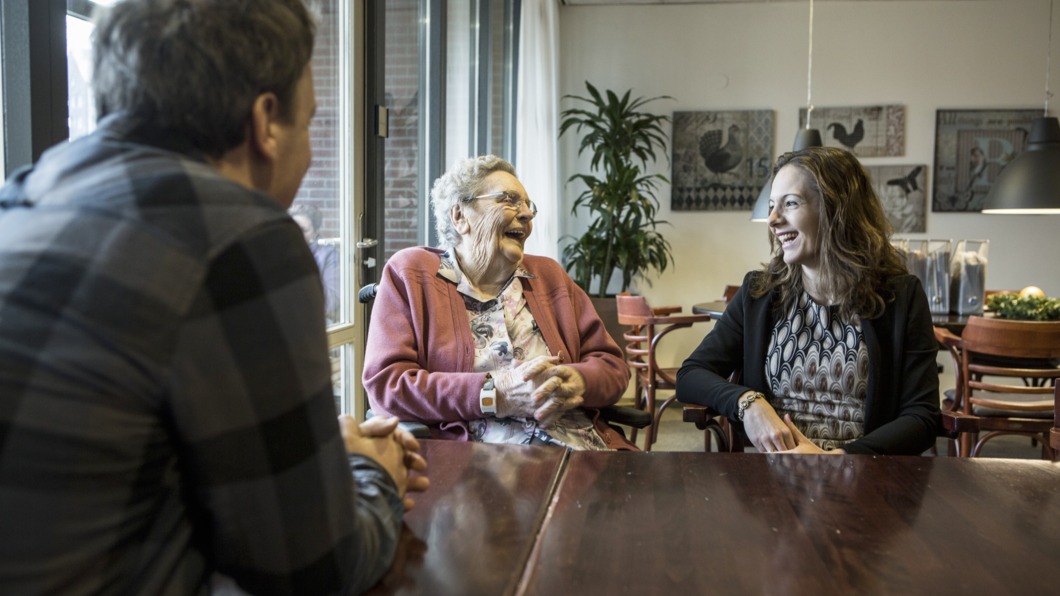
xmin=559 ymin=0 xmax=1060 ymax=367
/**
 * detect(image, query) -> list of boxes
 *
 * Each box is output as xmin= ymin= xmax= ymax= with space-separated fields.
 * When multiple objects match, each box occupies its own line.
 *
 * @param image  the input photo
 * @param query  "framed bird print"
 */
xmin=932 ymin=109 xmax=1039 ymax=212
xmin=798 ymin=105 xmax=905 ymax=157
xmin=864 ymin=165 xmax=928 ymax=233
xmin=671 ymin=110 xmax=773 ymax=211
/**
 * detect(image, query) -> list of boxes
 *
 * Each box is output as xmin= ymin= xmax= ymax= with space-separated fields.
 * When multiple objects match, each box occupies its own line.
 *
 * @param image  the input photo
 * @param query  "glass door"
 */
xmin=288 ymin=0 xmax=366 ymax=419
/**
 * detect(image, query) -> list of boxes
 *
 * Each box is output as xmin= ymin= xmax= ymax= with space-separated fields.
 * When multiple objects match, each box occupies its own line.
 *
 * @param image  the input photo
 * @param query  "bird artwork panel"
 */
xmin=671 ymin=110 xmax=774 ymax=211
xmin=932 ymin=109 xmax=1039 ymax=212
xmin=864 ymin=165 xmax=928 ymax=233
xmin=798 ymin=105 xmax=905 ymax=157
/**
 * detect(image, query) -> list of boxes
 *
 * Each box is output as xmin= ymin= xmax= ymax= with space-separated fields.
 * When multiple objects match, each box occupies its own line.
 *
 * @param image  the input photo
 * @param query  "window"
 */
xmin=66 ymin=13 xmax=95 ymax=140
xmin=445 ymin=0 xmax=519 ymax=167
xmin=288 ymin=0 xmax=360 ymax=416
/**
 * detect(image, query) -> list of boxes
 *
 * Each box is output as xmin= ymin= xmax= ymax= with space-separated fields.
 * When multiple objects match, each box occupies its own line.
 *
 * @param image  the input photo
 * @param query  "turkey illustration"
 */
xmin=827 ymin=119 xmax=865 ymax=151
xmin=699 ymin=124 xmax=742 ymax=184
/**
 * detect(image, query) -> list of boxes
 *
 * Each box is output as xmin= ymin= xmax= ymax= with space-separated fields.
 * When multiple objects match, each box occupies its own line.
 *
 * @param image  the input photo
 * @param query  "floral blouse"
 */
xmin=438 ymin=252 xmax=607 ymax=450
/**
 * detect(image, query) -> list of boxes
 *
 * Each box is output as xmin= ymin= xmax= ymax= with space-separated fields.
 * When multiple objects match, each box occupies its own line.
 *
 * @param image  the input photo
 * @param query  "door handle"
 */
xmin=356 ymin=238 xmax=378 ymax=248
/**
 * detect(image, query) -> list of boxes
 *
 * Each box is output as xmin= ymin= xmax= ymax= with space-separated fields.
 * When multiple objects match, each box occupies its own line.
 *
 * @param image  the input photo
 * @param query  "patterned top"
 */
xmin=438 ymin=252 xmax=607 ymax=450
xmin=764 ymin=292 xmax=869 ymax=450
xmin=0 ymin=115 xmax=403 ymax=595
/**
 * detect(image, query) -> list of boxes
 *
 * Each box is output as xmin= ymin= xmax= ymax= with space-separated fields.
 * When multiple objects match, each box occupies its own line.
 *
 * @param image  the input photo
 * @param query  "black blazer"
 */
xmin=676 ymin=271 xmax=941 ymax=455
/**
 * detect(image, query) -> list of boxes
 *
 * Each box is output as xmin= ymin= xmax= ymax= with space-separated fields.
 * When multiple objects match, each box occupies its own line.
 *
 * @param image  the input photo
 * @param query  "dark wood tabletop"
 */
xmin=366 ymin=439 xmax=567 ymax=596
xmin=519 ymin=451 xmax=1060 ymax=596
xmin=691 ymin=300 xmax=728 ymax=318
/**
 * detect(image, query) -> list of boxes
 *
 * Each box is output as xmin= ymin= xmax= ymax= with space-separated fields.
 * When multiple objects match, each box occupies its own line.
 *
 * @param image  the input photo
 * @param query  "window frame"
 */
xmin=2 ymin=0 xmax=69 ymax=175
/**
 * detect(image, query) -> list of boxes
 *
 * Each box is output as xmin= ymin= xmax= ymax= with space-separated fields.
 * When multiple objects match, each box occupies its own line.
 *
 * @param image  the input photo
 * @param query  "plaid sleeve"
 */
xmin=167 ymin=219 xmax=403 ymax=596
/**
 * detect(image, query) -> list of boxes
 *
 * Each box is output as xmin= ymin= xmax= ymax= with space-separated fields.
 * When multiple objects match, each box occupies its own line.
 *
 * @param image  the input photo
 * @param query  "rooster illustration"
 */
xmin=886 ymin=166 xmax=923 ymax=195
xmin=827 ymin=119 xmax=865 ymax=151
xmin=699 ymin=124 xmax=742 ymax=184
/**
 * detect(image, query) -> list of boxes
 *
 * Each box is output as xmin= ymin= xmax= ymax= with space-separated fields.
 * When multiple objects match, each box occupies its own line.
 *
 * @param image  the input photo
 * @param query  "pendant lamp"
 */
xmin=751 ymin=0 xmax=824 ymax=222
xmin=982 ymin=0 xmax=1060 ymax=214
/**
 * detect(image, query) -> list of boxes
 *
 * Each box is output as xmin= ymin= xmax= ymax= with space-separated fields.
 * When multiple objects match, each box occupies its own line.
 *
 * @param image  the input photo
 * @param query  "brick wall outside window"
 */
xmin=383 ymin=0 xmax=422 ymax=260
xmin=292 ymin=3 xmax=341 ymax=240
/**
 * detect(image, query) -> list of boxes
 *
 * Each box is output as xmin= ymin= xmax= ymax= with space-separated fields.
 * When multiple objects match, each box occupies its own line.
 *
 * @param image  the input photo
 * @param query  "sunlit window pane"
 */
xmin=67 ymin=15 xmax=96 ymax=141
xmin=290 ymin=0 xmax=349 ymax=328
xmin=445 ymin=0 xmax=472 ymax=168
xmin=329 ymin=344 xmax=352 ymax=416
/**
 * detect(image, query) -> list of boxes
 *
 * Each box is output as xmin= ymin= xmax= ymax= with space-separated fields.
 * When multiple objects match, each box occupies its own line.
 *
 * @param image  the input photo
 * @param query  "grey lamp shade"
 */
xmin=792 ymin=128 xmax=823 ymax=151
xmin=751 ymin=129 xmax=824 ymax=221
xmin=751 ymin=177 xmax=773 ymax=222
xmin=981 ymin=116 xmax=1060 ymax=214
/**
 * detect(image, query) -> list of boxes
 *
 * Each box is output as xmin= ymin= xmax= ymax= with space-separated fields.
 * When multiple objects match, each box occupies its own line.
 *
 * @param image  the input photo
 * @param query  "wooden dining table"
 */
xmin=365 ymin=440 xmax=566 ymax=596
xmin=369 ymin=441 xmax=1060 ymax=596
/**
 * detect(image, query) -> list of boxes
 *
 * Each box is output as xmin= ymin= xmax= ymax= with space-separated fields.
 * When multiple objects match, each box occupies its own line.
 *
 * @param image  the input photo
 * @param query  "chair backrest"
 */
xmin=722 ymin=285 xmax=740 ymax=303
xmin=616 ymin=293 xmax=655 ymax=325
xmin=960 ymin=317 xmax=1060 ymax=360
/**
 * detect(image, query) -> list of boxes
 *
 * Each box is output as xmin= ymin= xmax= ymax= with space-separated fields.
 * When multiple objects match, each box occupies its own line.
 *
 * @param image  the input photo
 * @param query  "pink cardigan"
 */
xmin=363 ymin=247 xmax=630 ymax=441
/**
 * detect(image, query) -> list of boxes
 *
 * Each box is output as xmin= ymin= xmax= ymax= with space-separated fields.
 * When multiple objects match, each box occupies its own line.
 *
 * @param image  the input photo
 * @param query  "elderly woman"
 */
xmin=363 ymin=156 xmax=633 ymax=450
xmin=677 ymin=147 xmax=940 ymax=455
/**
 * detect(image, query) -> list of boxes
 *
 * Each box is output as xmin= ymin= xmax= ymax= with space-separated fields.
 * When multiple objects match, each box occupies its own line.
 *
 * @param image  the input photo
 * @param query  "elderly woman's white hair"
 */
xmin=431 ymin=155 xmax=517 ymax=250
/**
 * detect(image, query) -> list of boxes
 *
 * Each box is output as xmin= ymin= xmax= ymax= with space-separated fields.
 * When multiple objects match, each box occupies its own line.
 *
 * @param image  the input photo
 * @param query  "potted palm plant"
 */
xmin=559 ymin=82 xmax=674 ymax=342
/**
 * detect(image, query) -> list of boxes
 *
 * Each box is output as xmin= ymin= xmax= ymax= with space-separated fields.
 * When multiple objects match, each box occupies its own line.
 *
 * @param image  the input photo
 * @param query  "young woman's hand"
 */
xmin=740 ymin=394 xmax=798 ymax=453
xmin=776 ymin=414 xmax=845 ymax=455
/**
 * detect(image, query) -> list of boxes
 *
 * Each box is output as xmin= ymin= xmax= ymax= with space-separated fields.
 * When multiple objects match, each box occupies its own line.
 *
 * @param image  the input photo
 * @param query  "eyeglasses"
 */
xmin=467 ymin=191 xmax=537 ymax=216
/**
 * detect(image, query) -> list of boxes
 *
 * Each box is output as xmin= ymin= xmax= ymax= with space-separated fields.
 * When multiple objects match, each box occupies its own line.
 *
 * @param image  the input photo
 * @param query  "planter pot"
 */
xmin=590 ymin=295 xmax=627 ymax=351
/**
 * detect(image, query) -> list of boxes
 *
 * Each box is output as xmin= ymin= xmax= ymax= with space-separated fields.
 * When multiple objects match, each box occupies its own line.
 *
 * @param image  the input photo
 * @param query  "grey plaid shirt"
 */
xmin=0 ymin=115 xmax=403 ymax=595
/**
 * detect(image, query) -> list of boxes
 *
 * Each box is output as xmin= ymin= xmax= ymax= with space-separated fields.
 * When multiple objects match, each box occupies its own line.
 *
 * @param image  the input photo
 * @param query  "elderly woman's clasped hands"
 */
xmin=494 ymin=356 xmax=586 ymax=428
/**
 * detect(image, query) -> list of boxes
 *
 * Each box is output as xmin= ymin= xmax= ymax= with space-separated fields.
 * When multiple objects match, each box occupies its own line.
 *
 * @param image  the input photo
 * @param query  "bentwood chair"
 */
xmin=721 ymin=285 xmax=740 ymax=303
xmin=680 ymin=372 xmax=744 ymax=453
xmin=935 ymin=317 xmax=1060 ymax=459
xmin=358 ymin=284 xmax=652 ymax=443
xmin=680 ymin=285 xmax=744 ymax=452
xmin=616 ymin=293 xmax=711 ymax=451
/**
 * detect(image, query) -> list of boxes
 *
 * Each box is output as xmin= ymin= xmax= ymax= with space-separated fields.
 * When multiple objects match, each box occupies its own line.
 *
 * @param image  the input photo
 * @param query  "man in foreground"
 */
xmin=0 ymin=1 xmax=426 ymax=594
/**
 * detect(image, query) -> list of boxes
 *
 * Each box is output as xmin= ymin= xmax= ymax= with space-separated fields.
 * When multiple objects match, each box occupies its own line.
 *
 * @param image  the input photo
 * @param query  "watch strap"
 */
xmin=480 ymin=373 xmax=497 ymax=415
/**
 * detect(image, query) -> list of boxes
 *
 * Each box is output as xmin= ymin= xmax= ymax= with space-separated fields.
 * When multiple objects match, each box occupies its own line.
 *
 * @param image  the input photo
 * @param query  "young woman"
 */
xmin=677 ymin=147 xmax=940 ymax=455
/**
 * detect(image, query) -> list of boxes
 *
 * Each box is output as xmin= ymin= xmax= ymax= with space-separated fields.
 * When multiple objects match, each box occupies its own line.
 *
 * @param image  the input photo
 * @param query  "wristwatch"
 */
xmin=736 ymin=392 xmax=765 ymax=421
xmin=480 ymin=373 xmax=497 ymax=415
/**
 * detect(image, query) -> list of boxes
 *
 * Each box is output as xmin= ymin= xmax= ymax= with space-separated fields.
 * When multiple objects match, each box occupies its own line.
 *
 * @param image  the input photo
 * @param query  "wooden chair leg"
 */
xmin=959 ymin=432 xmax=974 ymax=457
xmin=628 ymin=386 xmax=645 ymax=446
xmin=643 ymin=385 xmax=656 ymax=452
xmin=651 ymin=395 xmax=679 ymax=448
xmin=731 ymin=433 xmax=746 ymax=453
xmin=1040 ymin=434 xmax=1055 ymax=460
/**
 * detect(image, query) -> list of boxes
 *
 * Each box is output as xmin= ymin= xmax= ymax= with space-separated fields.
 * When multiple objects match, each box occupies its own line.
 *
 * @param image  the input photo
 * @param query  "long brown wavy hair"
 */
xmin=749 ymin=146 xmax=908 ymax=321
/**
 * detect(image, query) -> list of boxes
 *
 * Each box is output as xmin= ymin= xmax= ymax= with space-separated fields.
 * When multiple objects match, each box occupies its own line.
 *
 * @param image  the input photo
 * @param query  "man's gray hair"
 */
xmin=91 ymin=0 xmax=315 ymax=158
xmin=431 ymin=155 xmax=517 ymax=250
